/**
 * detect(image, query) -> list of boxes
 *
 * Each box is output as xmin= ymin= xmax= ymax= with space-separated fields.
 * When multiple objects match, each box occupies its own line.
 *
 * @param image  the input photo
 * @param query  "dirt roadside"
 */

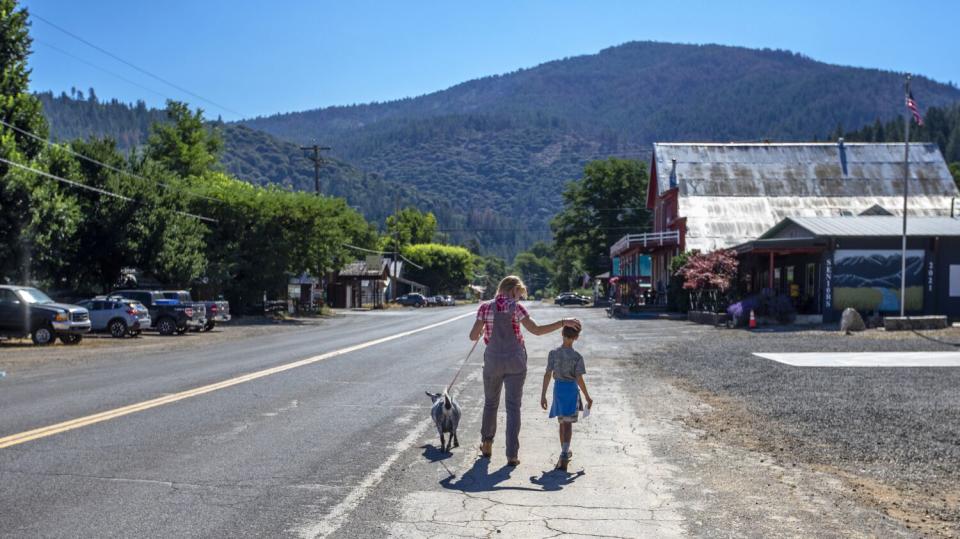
xmin=620 ymin=361 xmax=921 ymax=538
xmin=0 ymin=316 xmax=329 ymax=372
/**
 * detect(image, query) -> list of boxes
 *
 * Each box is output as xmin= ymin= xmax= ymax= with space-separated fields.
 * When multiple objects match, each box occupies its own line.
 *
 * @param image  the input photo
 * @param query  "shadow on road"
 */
xmin=439 ymin=457 xmax=539 ymax=493
xmin=529 ymin=469 xmax=585 ymax=491
xmin=420 ymin=444 xmax=454 ymax=463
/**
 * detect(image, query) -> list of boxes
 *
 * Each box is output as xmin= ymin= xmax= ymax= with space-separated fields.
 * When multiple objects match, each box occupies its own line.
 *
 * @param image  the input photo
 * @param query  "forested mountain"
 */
xmin=36 ymin=94 xmax=545 ymax=258
xmin=239 ymin=41 xmax=960 ymax=248
xmin=38 ymin=41 xmax=960 ymax=258
xmin=842 ymin=102 xmax=960 ymax=162
xmin=244 ymin=41 xmax=960 ymax=144
xmin=37 ymin=90 xmax=166 ymax=150
xmin=842 ymin=102 xmax=960 ymax=188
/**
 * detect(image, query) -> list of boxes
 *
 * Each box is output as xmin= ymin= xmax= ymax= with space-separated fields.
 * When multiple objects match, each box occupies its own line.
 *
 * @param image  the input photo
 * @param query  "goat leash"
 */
xmin=447 ymin=338 xmax=481 ymax=393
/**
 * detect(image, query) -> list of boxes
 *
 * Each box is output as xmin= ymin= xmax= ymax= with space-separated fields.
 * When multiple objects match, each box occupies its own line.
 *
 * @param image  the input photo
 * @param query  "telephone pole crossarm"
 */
xmin=300 ymin=145 xmax=332 ymax=195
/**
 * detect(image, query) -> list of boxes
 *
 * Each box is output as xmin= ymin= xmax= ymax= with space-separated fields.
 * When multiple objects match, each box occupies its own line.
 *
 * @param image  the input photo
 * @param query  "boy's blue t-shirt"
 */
xmin=546 ymin=346 xmax=585 ymax=381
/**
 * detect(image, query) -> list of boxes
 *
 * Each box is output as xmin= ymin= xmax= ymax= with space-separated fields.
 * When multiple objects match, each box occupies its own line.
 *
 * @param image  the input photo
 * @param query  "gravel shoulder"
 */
xmin=634 ymin=321 xmax=960 ymax=537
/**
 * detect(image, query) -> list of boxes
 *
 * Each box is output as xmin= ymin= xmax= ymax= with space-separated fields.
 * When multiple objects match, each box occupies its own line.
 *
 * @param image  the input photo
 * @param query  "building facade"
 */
xmin=736 ymin=216 xmax=960 ymax=322
xmin=625 ymin=141 xmax=959 ymax=302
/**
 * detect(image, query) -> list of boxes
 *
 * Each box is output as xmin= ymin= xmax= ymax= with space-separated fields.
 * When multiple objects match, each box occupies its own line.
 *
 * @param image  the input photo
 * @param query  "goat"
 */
xmin=426 ymin=390 xmax=461 ymax=453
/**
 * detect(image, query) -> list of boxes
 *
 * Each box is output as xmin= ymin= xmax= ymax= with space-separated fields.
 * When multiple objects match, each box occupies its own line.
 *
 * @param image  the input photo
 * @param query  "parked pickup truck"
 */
xmin=160 ymin=290 xmax=229 ymax=331
xmin=111 ymin=289 xmax=199 ymax=335
xmin=0 ymin=285 xmax=90 ymax=345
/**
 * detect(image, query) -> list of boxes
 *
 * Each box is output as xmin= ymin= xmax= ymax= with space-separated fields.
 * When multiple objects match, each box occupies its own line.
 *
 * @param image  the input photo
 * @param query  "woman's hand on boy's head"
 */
xmin=562 ymin=318 xmax=581 ymax=330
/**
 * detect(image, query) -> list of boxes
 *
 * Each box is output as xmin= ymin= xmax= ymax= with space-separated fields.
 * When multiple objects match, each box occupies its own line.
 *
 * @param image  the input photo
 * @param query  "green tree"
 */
xmin=146 ymin=101 xmax=222 ymax=178
xmin=950 ymin=162 xmax=960 ymax=191
xmin=551 ymin=158 xmax=650 ymax=288
xmin=0 ymin=0 xmax=80 ymax=285
xmin=473 ymin=254 xmax=507 ymax=298
xmin=511 ymin=250 xmax=554 ymax=298
xmin=401 ymin=243 xmax=473 ymax=294
xmin=380 ymin=207 xmax=437 ymax=251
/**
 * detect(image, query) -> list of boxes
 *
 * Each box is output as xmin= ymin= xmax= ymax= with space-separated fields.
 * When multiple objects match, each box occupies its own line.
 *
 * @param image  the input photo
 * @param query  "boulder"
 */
xmin=840 ymin=308 xmax=866 ymax=335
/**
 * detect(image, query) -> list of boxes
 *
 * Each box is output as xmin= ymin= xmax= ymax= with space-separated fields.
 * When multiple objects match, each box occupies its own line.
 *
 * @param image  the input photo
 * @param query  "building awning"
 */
xmin=734 ymin=237 xmax=828 ymax=255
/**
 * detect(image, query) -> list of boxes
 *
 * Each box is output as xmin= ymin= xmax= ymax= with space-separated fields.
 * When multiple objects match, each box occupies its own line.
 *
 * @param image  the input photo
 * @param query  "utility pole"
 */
xmin=300 ymin=144 xmax=331 ymax=195
xmin=393 ymin=192 xmax=401 ymax=301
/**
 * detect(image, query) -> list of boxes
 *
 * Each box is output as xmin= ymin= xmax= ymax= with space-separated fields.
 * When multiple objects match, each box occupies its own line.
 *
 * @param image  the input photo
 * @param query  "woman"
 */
xmin=468 ymin=276 xmax=581 ymax=465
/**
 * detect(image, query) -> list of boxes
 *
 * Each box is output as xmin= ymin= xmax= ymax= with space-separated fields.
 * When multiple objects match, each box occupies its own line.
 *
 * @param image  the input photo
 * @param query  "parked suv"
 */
xmin=77 ymin=296 xmax=151 ymax=338
xmin=0 ymin=285 xmax=90 ymax=345
xmin=159 ymin=290 xmax=228 ymax=332
xmin=395 ymin=293 xmax=427 ymax=307
xmin=111 ymin=289 xmax=194 ymax=336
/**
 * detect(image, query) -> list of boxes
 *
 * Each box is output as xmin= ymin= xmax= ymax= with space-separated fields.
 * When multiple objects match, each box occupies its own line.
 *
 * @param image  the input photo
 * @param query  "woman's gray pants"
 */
xmin=481 ymin=366 xmax=526 ymax=459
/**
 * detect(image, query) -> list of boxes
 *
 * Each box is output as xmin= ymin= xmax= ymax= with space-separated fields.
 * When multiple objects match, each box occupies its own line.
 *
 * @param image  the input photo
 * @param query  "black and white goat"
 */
xmin=426 ymin=390 xmax=461 ymax=453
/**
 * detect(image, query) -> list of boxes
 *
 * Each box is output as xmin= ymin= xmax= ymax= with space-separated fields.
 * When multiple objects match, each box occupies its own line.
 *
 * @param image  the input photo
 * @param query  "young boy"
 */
xmin=540 ymin=325 xmax=593 ymax=470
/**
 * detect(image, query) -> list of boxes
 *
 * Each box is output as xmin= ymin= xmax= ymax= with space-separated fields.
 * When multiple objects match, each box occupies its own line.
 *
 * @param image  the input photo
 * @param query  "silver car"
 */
xmin=78 ymin=297 xmax=152 ymax=338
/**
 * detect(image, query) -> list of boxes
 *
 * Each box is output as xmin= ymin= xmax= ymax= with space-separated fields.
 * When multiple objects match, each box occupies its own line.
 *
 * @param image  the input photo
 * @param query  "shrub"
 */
xmin=726 ymin=295 xmax=762 ymax=327
xmin=765 ymin=293 xmax=797 ymax=324
xmin=675 ymin=249 xmax=738 ymax=313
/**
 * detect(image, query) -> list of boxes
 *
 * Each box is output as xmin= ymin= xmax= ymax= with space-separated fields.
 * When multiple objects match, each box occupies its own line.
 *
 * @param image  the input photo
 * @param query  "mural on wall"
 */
xmin=832 ymin=250 xmax=924 ymax=312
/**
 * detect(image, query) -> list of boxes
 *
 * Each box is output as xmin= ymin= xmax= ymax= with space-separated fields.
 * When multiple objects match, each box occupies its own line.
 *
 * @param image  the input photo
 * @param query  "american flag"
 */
xmin=906 ymin=91 xmax=924 ymax=126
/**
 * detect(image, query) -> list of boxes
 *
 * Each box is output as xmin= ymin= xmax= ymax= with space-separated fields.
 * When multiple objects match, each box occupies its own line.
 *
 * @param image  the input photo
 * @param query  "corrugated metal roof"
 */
xmin=650 ymin=142 xmax=959 ymax=251
xmin=761 ymin=216 xmax=960 ymax=238
xmin=653 ymin=142 xmax=955 ymax=198
xmin=339 ymin=259 xmax=388 ymax=278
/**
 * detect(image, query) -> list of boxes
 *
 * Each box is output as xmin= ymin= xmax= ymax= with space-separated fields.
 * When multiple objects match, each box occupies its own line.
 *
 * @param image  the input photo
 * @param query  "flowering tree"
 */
xmin=675 ymin=249 xmax=739 ymax=312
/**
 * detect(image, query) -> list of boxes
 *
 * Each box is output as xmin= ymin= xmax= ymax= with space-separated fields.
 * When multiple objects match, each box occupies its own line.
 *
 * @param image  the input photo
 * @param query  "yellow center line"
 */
xmin=0 ymin=311 xmax=475 ymax=449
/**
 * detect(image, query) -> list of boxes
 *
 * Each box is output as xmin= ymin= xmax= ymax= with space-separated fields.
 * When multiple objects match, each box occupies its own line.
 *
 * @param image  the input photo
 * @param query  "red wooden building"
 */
xmin=612 ymin=141 xmax=959 ymax=306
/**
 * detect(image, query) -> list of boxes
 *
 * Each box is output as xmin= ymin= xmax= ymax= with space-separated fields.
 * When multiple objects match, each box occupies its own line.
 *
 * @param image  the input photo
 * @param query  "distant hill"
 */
xmin=240 ymin=41 xmax=960 ymax=240
xmin=842 ymin=102 xmax=960 ymax=163
xmin=36 ymin=93 xmax=543 ymax=259
xmin=37 ymin=91 xmax=165 ymax=149
xmin=38 ymin=41 xmax=960 ymax=257
xmin=245 ymin=42 xmax=960 ymax=144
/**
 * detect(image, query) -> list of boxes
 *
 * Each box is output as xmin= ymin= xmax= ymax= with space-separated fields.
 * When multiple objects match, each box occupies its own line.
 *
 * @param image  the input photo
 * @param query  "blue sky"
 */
xmin=22 ymin=0 xmax=960 ymax=120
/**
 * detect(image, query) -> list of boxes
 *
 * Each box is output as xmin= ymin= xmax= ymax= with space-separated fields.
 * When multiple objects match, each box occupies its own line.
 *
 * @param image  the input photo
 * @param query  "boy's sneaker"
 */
xmin=555 ymin=451 xmax=573 ymax=471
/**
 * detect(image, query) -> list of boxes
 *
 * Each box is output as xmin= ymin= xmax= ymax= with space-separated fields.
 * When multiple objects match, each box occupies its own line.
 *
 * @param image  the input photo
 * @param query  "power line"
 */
xmin=34 ymin=39 xmax=170 ymax=101
xmin=0 ymin=118 xmax=226 ymax=205
xmin=0 ymin=157 xmax=216 ymax=223
xmin=341 ymin=243 xmax=423 ymax=270
xmin=31 ymin=12 xmax=247 ymax=119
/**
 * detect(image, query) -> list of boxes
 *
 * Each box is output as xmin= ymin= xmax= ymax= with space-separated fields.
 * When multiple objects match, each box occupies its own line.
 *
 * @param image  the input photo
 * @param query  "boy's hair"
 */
xmin=562 ymin=325 xmax=580 ymax=339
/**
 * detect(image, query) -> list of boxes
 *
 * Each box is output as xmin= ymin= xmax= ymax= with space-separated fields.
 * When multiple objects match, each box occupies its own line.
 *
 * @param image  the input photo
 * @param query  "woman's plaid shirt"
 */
xmin=476 ymin=294 xmax=529 ymax=344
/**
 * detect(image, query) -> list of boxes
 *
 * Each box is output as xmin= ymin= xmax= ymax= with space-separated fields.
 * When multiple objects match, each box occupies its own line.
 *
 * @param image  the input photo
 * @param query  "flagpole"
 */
xmin=899 ymin=75 xmax=911 ymax=317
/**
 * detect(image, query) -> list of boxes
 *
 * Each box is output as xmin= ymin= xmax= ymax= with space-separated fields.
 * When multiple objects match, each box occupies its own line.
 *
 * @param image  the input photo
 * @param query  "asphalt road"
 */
xmin=0 ymin=305 xmax=483 ymax=538
xmin=3 ymin=304 xmax=956 ymax=537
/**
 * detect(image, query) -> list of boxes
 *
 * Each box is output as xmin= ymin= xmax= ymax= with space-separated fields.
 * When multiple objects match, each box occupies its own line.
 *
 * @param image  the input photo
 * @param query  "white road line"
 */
xmin=294 ymin=369 xmax=482 ymax=539
xmin=754 ymin=351 xmax=960 ymax=367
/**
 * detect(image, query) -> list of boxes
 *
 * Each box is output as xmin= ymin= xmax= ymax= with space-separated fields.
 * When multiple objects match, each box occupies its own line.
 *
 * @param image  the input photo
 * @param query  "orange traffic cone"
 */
xmin=748 ymin=309 xmax=757 ymax=329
